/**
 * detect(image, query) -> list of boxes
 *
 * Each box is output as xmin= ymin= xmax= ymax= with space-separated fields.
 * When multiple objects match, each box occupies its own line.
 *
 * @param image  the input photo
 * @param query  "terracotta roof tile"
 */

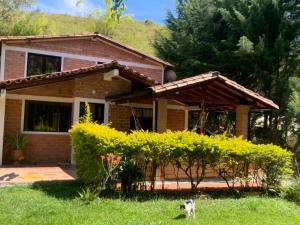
xmin=152 ymin=72 xmax=217 ymax=93
xmin=0 ymin=61 xmax=159 ymax=90
xmin=151 ymin=71 xmax=278 ymax=109
xmin=0 ymin=33 xmax=173 ymax=67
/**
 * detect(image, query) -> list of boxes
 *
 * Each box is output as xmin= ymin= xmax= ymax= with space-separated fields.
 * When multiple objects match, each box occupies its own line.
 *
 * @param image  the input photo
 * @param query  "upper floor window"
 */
xmin=27 ymin=53 xmax=61 ymax=76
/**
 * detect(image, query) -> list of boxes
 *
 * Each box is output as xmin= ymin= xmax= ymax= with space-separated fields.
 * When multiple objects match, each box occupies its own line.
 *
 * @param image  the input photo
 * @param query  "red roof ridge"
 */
xmin=0 ymin=61 xmax=160 ymax=89
xmin=0 ymin=33 xmax=173 ymax=67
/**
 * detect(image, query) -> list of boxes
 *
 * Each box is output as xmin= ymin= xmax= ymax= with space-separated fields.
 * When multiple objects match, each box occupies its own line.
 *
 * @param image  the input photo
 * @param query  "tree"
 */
xmin=10 ymin=11 xmax=56 ymax=35
xmin=92 ymin=0 xmax=119 ymax=36
xmin=0 ymin=0 xmax=34 ymax=35
xmin=111 ymin=0 xmax=126 ymax=21
xmin=154 ymin=0 xmax=299 ymax=146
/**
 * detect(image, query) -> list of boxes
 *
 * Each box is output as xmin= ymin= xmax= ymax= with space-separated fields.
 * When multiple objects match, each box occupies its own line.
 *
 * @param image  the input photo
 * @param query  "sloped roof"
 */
xmin=108 ymin=71 xmax=279 ymax=111
xmin=0 ymin=33 xmax=173 ymax=67
xmin=0 ymin=61 xmax=159 ymax=90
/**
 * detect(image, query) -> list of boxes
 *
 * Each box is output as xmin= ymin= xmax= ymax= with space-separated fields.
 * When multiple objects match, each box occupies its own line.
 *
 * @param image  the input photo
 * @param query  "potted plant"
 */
xmin=7 ymin=133 xmax=27 ymax=163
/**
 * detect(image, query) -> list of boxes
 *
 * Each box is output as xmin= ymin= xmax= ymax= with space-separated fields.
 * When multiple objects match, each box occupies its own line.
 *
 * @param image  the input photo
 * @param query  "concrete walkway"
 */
xmin=0 ymin=165 xmax=76 ymax=185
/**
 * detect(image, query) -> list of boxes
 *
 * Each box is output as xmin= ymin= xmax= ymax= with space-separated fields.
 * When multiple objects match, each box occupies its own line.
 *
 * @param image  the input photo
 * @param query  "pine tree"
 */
xmin=154 ymin=0 xmax=300 ymax=145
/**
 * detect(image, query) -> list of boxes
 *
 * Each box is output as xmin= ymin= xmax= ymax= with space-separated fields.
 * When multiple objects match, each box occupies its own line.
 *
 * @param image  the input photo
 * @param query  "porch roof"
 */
xmin=0 ymin=61 xmax=159 ymax=90
xmin=107 ymin=71 xmax=279 ymax=111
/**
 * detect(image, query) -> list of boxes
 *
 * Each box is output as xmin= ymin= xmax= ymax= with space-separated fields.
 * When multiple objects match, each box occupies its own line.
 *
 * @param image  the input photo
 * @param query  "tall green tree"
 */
xmin=154 ymin=0 xmax=299 ymax=146
xmin=93 ymin=0 xmax=119 ymax=36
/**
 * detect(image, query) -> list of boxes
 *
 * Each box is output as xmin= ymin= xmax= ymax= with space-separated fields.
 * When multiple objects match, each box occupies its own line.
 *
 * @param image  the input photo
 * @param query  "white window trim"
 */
xmin=0 ymin=43 xmax=6 ymax=81
xmin=71 ymin=97 xmax=109 ymax=165
xmin=5 ymin=45 xmax=162 ymax=71
xmin=73 ymin=97 xmax=109 ymax=124
xmin=6 ymin=94 xmax=110 ymax=135
xmin=20 ymin=97 xmax=73 ymax=135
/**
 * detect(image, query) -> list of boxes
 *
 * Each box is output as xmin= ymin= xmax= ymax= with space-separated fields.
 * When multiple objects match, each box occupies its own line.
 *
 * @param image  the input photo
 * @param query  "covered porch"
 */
xmin=107 ymin=71 xmax=278 ymax=139
xmin=0 ymin=62 xmax=278 ymax=165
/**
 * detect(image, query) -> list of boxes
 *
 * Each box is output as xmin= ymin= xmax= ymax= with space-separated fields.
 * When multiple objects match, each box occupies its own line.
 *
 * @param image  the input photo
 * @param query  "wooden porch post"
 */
xmin=235 ymin=105 xmax=251 ymax=139
xmin=152 ymin=100 xmax=156 ymax=132
xmin=0 ymin=89 xmax=6 ymax=166
xmin=156 ymin=99 xmax=168 ymax=133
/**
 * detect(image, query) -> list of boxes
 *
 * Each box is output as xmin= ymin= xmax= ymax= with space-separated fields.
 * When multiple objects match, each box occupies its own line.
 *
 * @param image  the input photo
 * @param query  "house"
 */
xmin=0 ymin=33 xmax=278 ymax=165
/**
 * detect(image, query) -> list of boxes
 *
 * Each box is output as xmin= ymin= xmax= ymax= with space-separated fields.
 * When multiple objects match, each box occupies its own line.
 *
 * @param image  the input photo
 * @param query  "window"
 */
xmin=130 ymin=108 xmax=153 ymax=131
xmin=79 ymin=102 xmax=105 ymax=124
xmin=24 ymin=101 xmax=72 ymax=132
xmin=27 ymin=53 xmax=61 ymax=76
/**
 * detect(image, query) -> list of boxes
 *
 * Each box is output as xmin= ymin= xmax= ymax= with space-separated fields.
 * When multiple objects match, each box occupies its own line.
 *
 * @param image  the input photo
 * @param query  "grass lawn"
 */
xmin=0 ymin=181 xmax=299 ymax=225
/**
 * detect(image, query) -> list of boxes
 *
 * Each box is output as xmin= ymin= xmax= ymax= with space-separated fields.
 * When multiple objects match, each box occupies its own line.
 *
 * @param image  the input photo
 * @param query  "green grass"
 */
xmin=0 ymin=181 xmax=299 ymax=225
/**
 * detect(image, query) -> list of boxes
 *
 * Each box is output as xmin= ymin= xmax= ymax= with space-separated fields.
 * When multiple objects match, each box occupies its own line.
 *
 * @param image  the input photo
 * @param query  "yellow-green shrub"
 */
xmin=70 ymin=122 xmax=127 ymax=187
xmin=70 ymin=122 xmax=292 ymax=190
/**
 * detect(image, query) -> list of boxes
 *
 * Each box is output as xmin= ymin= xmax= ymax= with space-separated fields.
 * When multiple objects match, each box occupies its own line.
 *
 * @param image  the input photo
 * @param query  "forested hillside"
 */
xmin=18 ymin=12 xmax=165 ymax=56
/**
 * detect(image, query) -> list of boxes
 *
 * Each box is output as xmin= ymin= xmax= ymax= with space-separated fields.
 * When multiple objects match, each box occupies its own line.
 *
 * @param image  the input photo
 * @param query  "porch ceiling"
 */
xmin=107 ymin=71 xmax=279 ymax=111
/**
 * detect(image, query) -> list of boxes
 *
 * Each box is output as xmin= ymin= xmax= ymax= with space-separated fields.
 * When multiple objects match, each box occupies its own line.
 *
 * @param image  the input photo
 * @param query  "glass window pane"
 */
xmin=80 ymin=102 xmax=105 ymax=124
xmin=27 ymin=54 xmax=43 ymax=76
xmin=24 ymin=101 xmax=72 ymax=132
xmin=45 ymin=56 xmax=61 ymax=74
xmin=27 ymin=53 xmax=61 ymax=76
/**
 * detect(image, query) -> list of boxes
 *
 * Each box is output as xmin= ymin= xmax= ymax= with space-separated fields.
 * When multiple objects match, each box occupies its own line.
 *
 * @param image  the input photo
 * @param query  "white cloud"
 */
xmin=33 ymin=0 xmax=101 ymax=17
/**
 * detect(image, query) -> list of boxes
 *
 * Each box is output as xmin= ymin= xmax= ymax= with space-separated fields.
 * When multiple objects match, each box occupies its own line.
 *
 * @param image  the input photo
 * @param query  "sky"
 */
xmin=31 ymin=0 xmax=177 ymax=24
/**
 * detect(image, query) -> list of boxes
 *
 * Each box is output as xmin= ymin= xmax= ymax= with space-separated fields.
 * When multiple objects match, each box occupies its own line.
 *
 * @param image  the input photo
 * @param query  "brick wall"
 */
xmin=4 ymin=50 xmax=25 ymax=79
xmin=74 ymin=74 xmax=131 ymax=99
xmin=10 ymin=80 xmax=75 ymax=97
xmin=11 ymin=39 xmax=159 ymax=65
xmin=23 ymin=134 xmax=71 ymax=163
xmin=63 ymin=58 xmax=96 ymax=71
xmin=4 ymin=38 xmax=164 ymax=82
xmin=3 ymin=99 xmax=22 ymax=163
xmin=3 ymin=72 xmax=134 ymax=163
xmin=3 ymin=99 xmax=71 ymax=163
xmin=108 ymin=105 xmax=131 ymax=132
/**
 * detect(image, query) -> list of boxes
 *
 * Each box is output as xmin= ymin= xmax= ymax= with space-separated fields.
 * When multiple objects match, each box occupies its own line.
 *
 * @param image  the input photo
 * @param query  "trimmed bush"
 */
xmin=70 ymin=123 xmax=126 ymax=189
xmin=70 ymin=122 xmax=292 ymax=191
xmin=282 ymin=179 xmax=300 ymax=204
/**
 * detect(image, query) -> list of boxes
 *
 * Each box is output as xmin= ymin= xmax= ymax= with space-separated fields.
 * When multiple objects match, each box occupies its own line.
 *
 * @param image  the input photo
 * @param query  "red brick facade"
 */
xmin=3 ymin=38 xmax=164 ymax=82
xmin=4 ymin=50 xmax=26 ymax=79
xmin=0 ymin=36 xmax=187 ymax=166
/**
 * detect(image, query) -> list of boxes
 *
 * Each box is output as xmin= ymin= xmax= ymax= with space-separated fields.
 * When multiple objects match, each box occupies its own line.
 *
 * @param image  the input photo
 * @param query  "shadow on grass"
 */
xmin=30 ymin=180 xmax=264 ymax=202
xmin=173 ymin=214 xmax=186 ymax=220
xmin=31 ymin=180 xmax=85 ymax=200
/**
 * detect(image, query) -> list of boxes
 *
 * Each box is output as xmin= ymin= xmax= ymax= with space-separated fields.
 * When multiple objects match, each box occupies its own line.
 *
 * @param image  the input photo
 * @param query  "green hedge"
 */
xmin=70 ymin=122 xmax=292 ymax=191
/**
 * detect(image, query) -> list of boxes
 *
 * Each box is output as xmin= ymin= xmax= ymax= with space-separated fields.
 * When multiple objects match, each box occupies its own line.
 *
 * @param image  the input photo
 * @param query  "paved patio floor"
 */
xmin=0 ymin=165 xmax=76 ymax=185
xmin=0 ymin=165 xmax=258 ymax=189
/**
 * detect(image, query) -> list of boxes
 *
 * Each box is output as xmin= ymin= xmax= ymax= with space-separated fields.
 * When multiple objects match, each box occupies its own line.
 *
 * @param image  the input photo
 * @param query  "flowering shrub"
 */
xmin=70 ymin=122 xmax=292 ymax=191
